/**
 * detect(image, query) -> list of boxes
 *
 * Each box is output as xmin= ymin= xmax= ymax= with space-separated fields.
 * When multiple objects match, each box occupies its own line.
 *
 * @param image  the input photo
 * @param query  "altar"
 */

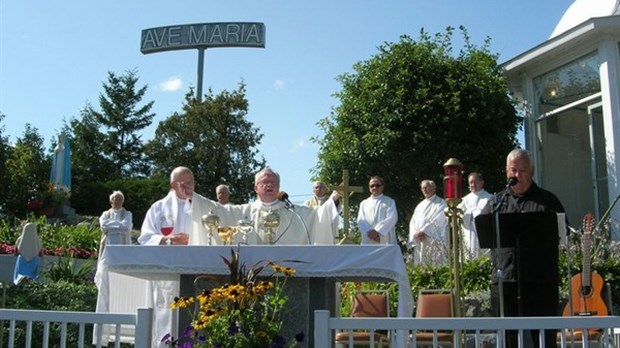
xmin=96 ymin=245 xmax=414 ymax=346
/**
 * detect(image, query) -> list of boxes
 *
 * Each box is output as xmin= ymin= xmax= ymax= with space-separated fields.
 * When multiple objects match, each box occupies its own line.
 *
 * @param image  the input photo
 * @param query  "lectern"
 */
xmin=475 ymin=211 xmax=560 ymax=317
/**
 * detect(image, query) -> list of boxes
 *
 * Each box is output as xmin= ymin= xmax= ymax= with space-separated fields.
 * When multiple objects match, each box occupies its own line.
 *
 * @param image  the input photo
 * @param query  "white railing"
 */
xmin=0 ymin=308 xmax=152 ymax=348
xmin=315 ymin=310 xmax=620 ymax=348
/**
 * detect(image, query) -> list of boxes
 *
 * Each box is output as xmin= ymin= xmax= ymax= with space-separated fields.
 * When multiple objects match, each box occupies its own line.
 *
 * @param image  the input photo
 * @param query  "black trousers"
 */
xmin=491 ymin=282 xmax=559 ymax=348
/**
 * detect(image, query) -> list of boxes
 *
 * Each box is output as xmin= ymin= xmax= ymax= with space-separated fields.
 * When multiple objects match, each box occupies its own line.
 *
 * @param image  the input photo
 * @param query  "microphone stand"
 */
xmin=492 ymin=190 xmax=508 ymax=319
xmin=491 ymin=187 xmax=510 ymax=348
xmin=289 ymin=206 xmax=312 ymax=245
xmin=275 ymin=202 xmax=312 ymax=245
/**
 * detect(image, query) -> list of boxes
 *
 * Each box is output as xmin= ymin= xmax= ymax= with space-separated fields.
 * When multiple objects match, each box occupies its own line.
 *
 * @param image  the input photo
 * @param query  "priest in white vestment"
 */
xmin=136 ymin=166 xmax=195 ymax=347
xmin=357 ymin=176 xmax=398 ymax=245
xmin=98 ymin=190 xmax=132 ymax=259
xmin=304 ymin=180 xmax=341 ymax=242
xmin=408 ymin=180 xmax=449 ymax=266
xmin=303 ymin=181 xmax=329 ymax=207
xmin=190 ymin=167 xmax=341 ymax=246
xmin=457 ymin=172 xmax=493 ymax=260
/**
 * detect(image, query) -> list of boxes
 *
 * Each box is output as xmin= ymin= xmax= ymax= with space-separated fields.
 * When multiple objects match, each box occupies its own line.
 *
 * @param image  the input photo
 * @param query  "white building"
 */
xmin=502 ymin=0 xmax=620 ymax=236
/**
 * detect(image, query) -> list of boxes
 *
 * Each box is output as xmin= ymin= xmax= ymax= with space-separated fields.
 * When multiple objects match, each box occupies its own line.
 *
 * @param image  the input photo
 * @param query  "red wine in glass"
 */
xmin=160 ymin=227 xmax=173 ymax=236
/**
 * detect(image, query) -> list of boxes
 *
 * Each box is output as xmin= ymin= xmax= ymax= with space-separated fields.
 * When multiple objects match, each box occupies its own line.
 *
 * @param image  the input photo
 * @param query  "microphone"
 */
xmin=507 ymin=177 xmax=518 ymax=187
xmin=493 ymin=177 xmax=518 ymax=213
xmin=277 ymin=191 xmax=295 ymax=210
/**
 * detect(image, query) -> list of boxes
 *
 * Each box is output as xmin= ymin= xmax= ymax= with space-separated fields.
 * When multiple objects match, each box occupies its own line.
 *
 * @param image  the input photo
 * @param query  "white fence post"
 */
xmin=135 ymin=307 xmax=153 ymax=348
xmin=314 ymin=310 xmax=330 ymax=348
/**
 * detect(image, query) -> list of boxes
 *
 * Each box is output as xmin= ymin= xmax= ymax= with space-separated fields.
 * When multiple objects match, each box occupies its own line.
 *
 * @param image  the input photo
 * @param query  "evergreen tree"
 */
xmin=145 ymin=83 xmax=265 ymax=203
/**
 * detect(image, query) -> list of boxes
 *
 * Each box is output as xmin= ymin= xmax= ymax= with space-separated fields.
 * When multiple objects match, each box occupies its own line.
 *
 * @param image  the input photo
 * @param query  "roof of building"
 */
xmin=551 ymin=0 xmax=620 ymax=38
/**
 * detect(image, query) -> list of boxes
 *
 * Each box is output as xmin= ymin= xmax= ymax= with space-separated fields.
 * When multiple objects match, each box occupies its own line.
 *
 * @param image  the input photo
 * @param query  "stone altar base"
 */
xmin=180 ymin=275 xmax=336 ymax=347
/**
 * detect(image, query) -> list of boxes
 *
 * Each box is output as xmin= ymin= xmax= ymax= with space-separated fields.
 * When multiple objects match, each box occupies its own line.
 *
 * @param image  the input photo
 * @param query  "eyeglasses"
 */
xmin=257 ymin=180 xmax=278 ymax=186
xmin=369 ymin=184 xmax=383 ymax=188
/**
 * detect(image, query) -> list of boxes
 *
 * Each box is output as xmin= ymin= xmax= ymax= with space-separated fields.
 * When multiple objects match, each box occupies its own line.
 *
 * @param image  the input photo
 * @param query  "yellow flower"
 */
xmin=272 ymin=264 xmax=296 ymax=276
xmin=170 ymin=296 xmax=194 ymax=309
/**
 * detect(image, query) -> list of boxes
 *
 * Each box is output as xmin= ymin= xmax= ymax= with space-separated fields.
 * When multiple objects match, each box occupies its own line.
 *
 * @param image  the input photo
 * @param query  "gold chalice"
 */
xmin=218 ymin=226 xmax=237 ymax=245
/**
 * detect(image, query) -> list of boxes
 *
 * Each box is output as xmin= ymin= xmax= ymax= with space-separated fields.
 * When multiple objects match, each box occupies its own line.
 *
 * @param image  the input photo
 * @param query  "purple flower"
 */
xmin=182 ymin=326 xmax=195 ymax=337
xmin=228 ymin=323 xmax=240 ymax=335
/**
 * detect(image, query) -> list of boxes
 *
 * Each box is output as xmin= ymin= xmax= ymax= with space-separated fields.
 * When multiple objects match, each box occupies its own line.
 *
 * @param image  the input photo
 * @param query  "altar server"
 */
xmin=408 ymin=180 xmax=449 ymax=266
xmin=98 ymin=190 xmax=132 ymax=258
xmin=356 ymin=176 xmax=398 ymax=245
xmin=457 ymin=172 xmax=493 ymax=259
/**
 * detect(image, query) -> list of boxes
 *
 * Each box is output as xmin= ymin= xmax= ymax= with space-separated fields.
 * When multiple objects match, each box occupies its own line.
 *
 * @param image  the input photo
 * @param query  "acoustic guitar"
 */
xmin=563 ymin=213 xmax=608 ymax=318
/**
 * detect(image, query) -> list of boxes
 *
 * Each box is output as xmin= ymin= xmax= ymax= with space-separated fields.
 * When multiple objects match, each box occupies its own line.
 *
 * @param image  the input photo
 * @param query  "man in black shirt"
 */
xmin=492 ymin=148 xmax=565 ymax=348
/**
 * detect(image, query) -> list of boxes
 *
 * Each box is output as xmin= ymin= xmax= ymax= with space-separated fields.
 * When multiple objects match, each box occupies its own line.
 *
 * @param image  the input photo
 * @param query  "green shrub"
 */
xmin=1 ymin=281 xmax=98 ymax=347
xmin=42 ymin=256 xmax=97 ymax=285
xmin=71 ymin=177 xmax=169 ymax=230
xmin=0 ymin=215 xmax=100 ymax=258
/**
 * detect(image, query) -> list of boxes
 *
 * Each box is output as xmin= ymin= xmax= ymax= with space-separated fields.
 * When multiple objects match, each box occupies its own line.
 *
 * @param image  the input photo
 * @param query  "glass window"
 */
xmin=534 ymin=52 xmax=601 ymax=115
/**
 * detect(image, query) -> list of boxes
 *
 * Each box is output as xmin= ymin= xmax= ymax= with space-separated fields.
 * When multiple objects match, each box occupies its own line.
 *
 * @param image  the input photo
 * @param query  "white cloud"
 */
xmin=290 ymin=136 xmax=308 ymax=153
xmin=159 ymin=76 xmax=183 ymax=91
xmin=273 ymin=79 xmax=285 ymax=90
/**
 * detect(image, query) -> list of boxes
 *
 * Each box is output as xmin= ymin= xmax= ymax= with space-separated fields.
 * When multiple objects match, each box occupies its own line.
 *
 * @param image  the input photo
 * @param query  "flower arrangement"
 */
xmin=26 ymin=181 xmax=71 ymax=216
xmin=163 ymin=248 xmax=304 ymax=348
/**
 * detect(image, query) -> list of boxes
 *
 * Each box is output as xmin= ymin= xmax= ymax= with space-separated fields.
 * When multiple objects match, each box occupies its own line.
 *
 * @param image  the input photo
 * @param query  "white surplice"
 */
xmin=457 ymin=189 xmax=493 ymax=259
xmin=137 ymin=191 xmax=193 ymax=347
xmin=189 ymin=195 xmax=339 ymax=246
xmin=408 ymin=194 xmax=449 ymax=266
xmin=356 ymin=194 xmax=398 ymax=245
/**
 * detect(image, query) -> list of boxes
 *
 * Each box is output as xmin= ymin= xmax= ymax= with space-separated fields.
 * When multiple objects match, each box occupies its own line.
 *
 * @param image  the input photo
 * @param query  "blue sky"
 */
xmin=1 ymin=0 xmax=573 ymax=203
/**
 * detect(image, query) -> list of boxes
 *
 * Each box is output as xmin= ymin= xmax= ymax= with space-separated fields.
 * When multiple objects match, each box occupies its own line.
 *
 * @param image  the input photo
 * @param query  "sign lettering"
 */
xmin=141 ymin=22 xmax=266 ymax=54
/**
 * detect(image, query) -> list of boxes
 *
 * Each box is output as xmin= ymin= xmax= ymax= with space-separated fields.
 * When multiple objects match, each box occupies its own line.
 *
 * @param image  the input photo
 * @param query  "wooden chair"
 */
xmin=411 ymin=289 xmax=453 ymax=348
xmin=335 ymin=290 xmax=391 ymax=347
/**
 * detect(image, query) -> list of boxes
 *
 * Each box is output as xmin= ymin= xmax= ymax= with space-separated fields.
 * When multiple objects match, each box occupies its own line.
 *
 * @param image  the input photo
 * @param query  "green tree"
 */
xmin=82 ymin=69 xmax=155 ymax=178
xmin=145 ymin=83 xmax=265 ymax=203
xmin=314 ymin=27 xmax=520 ymax=242
xmin=4 ymin=124 xmax=50 ymax=218
xmin=67 ymin=107 xmax=117 ymax=190
xmin=0 ymin=114 xmax=10 ymax=216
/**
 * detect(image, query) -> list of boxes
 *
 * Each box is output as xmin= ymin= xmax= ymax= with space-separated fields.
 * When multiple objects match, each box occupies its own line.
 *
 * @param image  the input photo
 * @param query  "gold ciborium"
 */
xmin=261 ymin=209 xmax=280 ymax=244
xmin=201 ymin=210 xmax=220 ymax=245
xmin=218 ymin=226 xmax=237 ymax=245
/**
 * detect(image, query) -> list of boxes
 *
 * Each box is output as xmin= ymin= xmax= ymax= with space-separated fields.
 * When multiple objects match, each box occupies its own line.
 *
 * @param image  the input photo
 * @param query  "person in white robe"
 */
xmin=408 ymin=180 xmax=449 ymax=266
xmin=13 ymin=223 xmax=42 ymax=285
xmin=457 ymin=172 xmax=493 ymax=260
xmin=190 ymin=168 xmax=341 ymax=246
xmin=304 ymin=180 xmax=341 ymax=242
xmin=98 ymin=190 xmax=132 ymax=259
xmin=137 ymin=166 xmax=196 ymax=347
xmin=216 ymin=184 xmax=231 ymax=205
xmin=303 ymin=181 xmax=329 ymax=207
xmin=357 ymin=176 xmax=398 ymax=245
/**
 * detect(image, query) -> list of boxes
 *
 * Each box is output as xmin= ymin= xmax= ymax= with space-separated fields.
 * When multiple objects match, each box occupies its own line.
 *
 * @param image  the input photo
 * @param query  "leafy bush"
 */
xmin=71 ymin=177 xmax=169 ymax=230
xmin=0 ymin=214 xmax=99 ymax=258
xmin=42 ymin=256 xmax=97 ymax=285
xmin=1 ymin=280 xmax=98 ymax=347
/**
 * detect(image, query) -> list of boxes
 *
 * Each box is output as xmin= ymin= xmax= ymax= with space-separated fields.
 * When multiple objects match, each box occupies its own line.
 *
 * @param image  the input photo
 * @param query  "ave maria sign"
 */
xmin=141 ymin=22 xmax=265 ymax=54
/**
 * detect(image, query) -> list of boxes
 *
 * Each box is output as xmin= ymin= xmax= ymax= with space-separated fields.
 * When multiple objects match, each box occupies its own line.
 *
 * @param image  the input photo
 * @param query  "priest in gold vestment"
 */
xmin=190 ymin=168 xmax=341 ymax=245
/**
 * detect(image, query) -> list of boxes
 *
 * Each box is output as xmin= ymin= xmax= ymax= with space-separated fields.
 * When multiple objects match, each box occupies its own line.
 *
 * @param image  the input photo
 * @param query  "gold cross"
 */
xmin=329 ymin=169 xmax=363 ymax=244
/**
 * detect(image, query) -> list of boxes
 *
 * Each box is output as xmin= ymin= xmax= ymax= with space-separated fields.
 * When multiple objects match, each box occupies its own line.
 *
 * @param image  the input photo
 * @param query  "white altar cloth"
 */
xmin=97 ymin=244 xmax=414 ymax=318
